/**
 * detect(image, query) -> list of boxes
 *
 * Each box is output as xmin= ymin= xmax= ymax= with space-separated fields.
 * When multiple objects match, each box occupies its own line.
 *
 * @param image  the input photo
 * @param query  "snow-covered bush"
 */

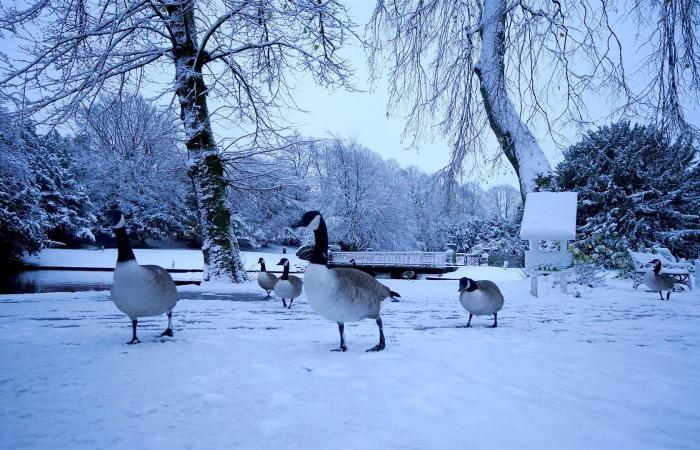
xmin=556 ymin=121 xmax=700 ymax=268
xmin=446 ymin=217 xmax=524 ymax=266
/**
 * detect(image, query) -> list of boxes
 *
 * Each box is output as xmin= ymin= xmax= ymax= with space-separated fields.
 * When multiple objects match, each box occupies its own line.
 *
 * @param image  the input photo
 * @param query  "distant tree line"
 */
xmin=0 ymin=96 xmax=523 ymax=265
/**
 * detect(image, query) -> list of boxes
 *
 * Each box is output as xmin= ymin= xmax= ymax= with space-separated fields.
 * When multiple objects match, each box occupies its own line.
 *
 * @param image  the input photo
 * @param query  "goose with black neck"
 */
xmin=292 ymin=211 xmax=400 ymax=352
xmin=257 ymin=258 xmax=278 ymax=297
xmin=106 ymin=209 xmax=179 ymax=344
xmin=273 ymin=258 xmax=303 ymax=308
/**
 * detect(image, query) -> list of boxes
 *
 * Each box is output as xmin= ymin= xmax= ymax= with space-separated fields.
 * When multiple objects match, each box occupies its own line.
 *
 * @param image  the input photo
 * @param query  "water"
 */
xmin=0 ymin=270 xmax=201 ymax=295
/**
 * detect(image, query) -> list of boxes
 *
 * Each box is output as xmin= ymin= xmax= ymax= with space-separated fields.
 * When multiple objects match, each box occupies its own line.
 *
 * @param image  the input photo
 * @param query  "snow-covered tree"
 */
xmin=32 ymin=131 xmax=95 ymax=246
xmin=0 ymin=110 xmax=94 ymax=263
xmin=486 ymin=184 xmax=521 ymax=222
xmin=556 ymin=122 xmax=700 ymax=267
xmin=367 ymin=0 xmax=700 ymax=199
xmin=0 ymin=0 xmax=356 ymax=282
xmin=0 ymin=111 xmax=44 ymax=263
xmin=73 ymin=96 xmax=197 ymax=243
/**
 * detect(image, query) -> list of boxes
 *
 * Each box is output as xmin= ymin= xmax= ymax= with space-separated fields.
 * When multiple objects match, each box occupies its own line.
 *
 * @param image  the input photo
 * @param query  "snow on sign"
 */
xmin=520 ymin=191 xmax=578 ymax=240
xmin=520 ymin=192 xmax=578 ymax=297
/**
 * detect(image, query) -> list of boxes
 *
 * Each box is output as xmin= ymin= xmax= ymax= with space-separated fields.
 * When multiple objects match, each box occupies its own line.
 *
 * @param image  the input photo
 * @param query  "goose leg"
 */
xmin=287 ymin=298 xmax=294 ymax=309
xmin=127 ymin=319 xmax=140 ymax=345
xmin=490 ymin=313 xmax=498 ymax=328
xmin=282 ymin=298 xmax=287 ymax=308
xmin=160 ymin=312 xmax=174 ymax=337
xmin=666 ymin=291 xmax=671 ymax=301
xmin=658 ymin=291 xmax=664 ymax=301
xmin=332 ymin=322 xmax=347 ymax=352
xmin=366 ymin=317 xmax=386 ymax=352
xmin=466 ymin=313 xmax=473 ymax=328
xmin=266 ymin=290 xmax=271 ymax=297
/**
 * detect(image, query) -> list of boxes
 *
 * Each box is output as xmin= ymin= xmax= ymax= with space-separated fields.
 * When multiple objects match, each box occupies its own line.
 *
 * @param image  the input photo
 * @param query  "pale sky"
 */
xmin=3 ymin=0 xmax=698 ymax=190
xmin=280 ymin=1 xmax=699 ymax=189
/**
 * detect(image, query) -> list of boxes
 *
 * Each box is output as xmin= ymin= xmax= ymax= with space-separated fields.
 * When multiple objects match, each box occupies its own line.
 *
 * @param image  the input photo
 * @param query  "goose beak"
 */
xmin=291 ymin=221 xmax=303 ymax=229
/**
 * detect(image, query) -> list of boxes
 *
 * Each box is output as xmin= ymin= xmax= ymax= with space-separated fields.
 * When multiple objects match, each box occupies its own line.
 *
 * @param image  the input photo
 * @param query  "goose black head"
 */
xmin=277 ymin=258 xmax=290 ymax=267
xmin=104 ymin=209 xmax=125 ymax=229
xmin=650 ymin=258 xmax=662 ymax=272
xmin=292 ymin=211 xmax=322 ymax=231
xmin=258 ymin=257 xmax=265 ymax=265
xmin=459 ymin=277 xmax=477 ymax=292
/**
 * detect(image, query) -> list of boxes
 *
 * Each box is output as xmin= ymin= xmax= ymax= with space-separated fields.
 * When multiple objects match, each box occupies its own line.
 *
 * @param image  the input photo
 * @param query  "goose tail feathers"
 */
xmin=389 ymin=290 xmax=401 ymax=302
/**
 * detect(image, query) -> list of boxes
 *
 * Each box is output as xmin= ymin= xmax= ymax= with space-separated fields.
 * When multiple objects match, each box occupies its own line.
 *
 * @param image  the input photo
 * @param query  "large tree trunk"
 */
xmin=475 ymin=0 xmax=553 ymax=199
xmin=168 ymin=1 xmax=246 ymax=283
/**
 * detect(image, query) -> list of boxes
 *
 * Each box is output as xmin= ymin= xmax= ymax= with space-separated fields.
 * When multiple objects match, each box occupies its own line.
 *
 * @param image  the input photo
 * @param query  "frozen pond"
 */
xmin=1 ymin=270 xmax=201 ymax=294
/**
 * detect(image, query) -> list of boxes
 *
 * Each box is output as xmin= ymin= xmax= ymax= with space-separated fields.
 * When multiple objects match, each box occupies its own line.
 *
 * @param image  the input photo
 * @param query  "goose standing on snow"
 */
xmin=257 ymin=257 xmax=278 ymax=297
xmin=292 ymin=211 xmax=400 ymax=352
xmin=106 ymin=209 xmax=179 ymax=344
xmin=644 ymin=259 xmax=675 ymax=300
xmin=458 ymin=277 xmax=504 ymax=328
xmin=273 ymin=258 xmax=303 ymax=308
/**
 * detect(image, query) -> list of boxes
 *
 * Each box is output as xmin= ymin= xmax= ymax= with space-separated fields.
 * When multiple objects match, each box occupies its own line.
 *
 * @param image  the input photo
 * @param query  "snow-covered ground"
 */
xmin=1 ymin=271 xmax=699 ymax=449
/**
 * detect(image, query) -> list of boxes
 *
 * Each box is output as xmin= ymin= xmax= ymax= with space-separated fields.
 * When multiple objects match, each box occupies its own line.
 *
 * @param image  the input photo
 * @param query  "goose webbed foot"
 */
xmin=160 ymin=328 xmax=173 ymax=337
xmin=331 ymin=345 xmax=348 ymax=352
xmin=366 ymin=342 xmax=385 ymax=352
xmin=127 ymin=337 xmax=141 ymax=345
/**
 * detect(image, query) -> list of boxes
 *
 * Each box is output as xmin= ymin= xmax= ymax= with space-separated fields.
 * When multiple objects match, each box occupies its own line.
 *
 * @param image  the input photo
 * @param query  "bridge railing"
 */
xmin=328 ymin=251 xmax=484 ymax=267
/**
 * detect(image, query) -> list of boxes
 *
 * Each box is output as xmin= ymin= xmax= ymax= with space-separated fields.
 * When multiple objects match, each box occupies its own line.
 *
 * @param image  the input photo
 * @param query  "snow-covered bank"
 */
xmin=22 ymin=247 xmax=304 ymax=272
xmin=1 ymin=277 xmax=699 ymax=449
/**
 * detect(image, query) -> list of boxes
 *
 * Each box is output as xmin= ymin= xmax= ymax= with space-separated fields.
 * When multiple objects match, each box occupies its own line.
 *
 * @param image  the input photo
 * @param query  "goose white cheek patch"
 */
xmin=113 ymin=215 xmax=125 ymax=229
xmin=309 ymin=215 xmax=321 ymax=231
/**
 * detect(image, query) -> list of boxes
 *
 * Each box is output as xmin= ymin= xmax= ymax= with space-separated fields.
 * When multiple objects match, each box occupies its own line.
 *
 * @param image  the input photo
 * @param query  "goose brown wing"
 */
xmin=475 ymin=280 xmax=504 ymax=301
xmin=141 ymin=265 xmax=177 ymax=292
xmin=332 ymin=268 xmax=391 ymax=300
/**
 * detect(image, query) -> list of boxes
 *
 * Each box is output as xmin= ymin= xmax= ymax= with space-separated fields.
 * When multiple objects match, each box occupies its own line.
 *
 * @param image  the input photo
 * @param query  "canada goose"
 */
xmin=105 ymin=209 xmax=178 ymax=344
xmin=257 ymin=257 xmax=278 ymax=297
xmin=292 ymin=211 xmax=400 ymax=352
xmin=401 ymin=269 xmax=416 ymax=279
xmin=274 ymin=258 xmax=303 ymax=308
xmin=349 ymin=259 xmax=357 ymax=268
xmin=644 ymin=259 xmax=675 ymax=300
xmin=458 ymin=277 xmax=504 ymax=328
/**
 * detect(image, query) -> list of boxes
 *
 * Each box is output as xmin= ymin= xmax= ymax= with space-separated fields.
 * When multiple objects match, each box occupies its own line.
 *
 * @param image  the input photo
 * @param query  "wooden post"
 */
xmin=560 ymin=272 xmax=568 ymax=294
xmin=531 ymin=273 xmax=538 ymax=297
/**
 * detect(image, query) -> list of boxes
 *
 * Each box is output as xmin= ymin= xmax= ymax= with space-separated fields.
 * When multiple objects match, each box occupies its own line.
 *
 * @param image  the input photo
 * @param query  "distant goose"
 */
xmin=644 ymin=259 xmax=675 ymax=300
xmin=292 ymin=211 xmax=400 ymax=352
xmin=256 ymin=258 xmax=278 ymax=297
xmin=401 ymin=269 xmax=416 ymax=280
xmin=106 ymin=209 xmax=178 ymax=344
xmin=274 ymin=258 xmax=303 ymax=308
xmin=458 ymin=277 xmax=504 ymax=328
xmin=349 ymin=259 xmax=357 ymax=268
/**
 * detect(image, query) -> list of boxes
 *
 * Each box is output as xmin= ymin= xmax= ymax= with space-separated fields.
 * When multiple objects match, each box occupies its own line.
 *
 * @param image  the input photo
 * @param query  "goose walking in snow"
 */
xmin=106 ymin=209 xmax=179 ymax=344
xmin=458 ymin=277 xmax=504 ymax=328
xmin=257 ymin=258 xmax=278 ymax=297
xmin=644 ymin=259 xmax=675 ymax=300
xmin=274 ymin=258 xmax=303 ymax=308
xmin=292 ymin=211 xmax=400 ymax=352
